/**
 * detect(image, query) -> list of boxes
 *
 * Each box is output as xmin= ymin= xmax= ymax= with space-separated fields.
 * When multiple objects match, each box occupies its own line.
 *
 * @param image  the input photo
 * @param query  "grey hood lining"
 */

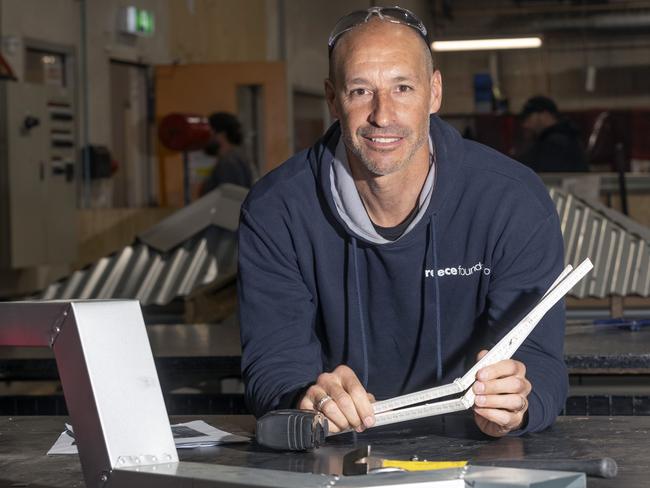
xmin=329 ymin=137 xmax=436 ymax=244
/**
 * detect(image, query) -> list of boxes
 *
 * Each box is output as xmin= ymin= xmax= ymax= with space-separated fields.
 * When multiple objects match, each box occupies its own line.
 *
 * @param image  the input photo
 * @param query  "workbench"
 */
xmin=564 ymin=323 xmax=650 ymax=416
xmin=2 ymin=320 xmax=649 ymax=415
xmin=0 ymin=415 xmax=647 ymax=487
xmin=564 ymin=323 xmax=650 ymax=373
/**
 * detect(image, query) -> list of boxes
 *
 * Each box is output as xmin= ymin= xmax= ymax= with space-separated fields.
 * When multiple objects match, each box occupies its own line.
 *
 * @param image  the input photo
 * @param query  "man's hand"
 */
xmin=472 ymin=350 xmax=531 ymax=437
xmin=297 ymin=365 xmax=375 ymax=433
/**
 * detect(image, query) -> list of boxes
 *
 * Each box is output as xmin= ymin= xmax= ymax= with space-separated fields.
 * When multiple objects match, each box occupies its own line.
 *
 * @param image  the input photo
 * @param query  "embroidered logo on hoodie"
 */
xmin=425 ymin=261 xmax=491 ymax=278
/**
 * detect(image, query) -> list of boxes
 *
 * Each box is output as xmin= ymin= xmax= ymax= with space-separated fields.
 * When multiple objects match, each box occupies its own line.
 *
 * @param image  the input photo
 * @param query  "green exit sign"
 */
xmin=120 ymin=6 xmax=155 ymax=37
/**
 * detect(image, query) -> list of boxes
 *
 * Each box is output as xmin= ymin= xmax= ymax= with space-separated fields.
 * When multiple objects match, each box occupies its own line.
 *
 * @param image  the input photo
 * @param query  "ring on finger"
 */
xmin=515 ymin=396 xmax=527 ymax=413
xmin=316 ymin=394 xmax=332 ymax=412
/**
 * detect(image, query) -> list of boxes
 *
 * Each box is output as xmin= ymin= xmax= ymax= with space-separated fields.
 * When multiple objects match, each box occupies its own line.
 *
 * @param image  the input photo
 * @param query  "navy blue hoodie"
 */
xmin=238 ymin=115 xmax=567 ymax=434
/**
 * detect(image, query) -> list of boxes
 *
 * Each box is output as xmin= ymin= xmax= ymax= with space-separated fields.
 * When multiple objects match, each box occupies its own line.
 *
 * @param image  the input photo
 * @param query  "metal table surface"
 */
xmin=564 ymin=324 xmax=650 ymax=373
xmin=0 ymin=415 xmax=647 ymax=487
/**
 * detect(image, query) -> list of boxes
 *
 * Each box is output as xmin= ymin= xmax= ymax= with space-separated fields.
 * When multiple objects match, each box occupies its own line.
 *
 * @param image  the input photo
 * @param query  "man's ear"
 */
xmin=324 ymin=78 xmax=339 ymax=120
xmin=429 ymin=70 xmax=443 ymax=114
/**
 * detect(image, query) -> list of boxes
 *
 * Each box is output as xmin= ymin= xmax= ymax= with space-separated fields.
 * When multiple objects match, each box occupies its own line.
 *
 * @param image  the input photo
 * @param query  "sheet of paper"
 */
xmin=172 ymin=420 xmax=250 ymax=448
xmin=47 ymin=420 xmax=250 ymax=455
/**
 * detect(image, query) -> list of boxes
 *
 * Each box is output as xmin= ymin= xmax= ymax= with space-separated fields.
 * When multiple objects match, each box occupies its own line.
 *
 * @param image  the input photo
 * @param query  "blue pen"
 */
xmin=592 ymin=318 xmax=650 ymax=331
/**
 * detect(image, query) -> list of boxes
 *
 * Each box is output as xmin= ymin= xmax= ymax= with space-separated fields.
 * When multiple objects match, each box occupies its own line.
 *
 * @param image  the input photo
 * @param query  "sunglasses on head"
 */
xmin=328 ymin=6 xmax=429 ymax=54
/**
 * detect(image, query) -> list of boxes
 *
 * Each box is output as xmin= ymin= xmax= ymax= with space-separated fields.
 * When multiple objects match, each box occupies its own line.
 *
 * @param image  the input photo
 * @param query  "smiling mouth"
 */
xmin=368 ymin=136 xmax=401 ymax=143
xmin=363 ymin=135 xmax=404 ymax=147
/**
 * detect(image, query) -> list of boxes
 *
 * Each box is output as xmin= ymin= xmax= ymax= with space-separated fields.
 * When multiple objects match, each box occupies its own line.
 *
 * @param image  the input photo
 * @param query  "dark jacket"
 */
xmin=201 ymin=148 xmax=255 ymax=195
xmin=518 ymin=120 xmax=588 ymax=173
xmin=238 ymin=115 xmax=567 ymax=434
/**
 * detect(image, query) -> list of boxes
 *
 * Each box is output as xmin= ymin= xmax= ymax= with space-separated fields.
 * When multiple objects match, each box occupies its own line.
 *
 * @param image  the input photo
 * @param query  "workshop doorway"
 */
xmin=110 ymin=60 xmax=154 ymax=207
xmin=293 ymin=91 xmax=329 ymax=153
xmin=237 ymin=84 xmax=264 ymax=178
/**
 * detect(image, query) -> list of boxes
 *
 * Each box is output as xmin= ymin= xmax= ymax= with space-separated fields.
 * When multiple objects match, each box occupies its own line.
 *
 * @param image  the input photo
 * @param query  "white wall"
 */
xmin=0 ymin=0 xmax=172 ymax=294
xmin=282 ymin=0 xmax=435 ymax=94
xmin=0 ymin=0 xmax=171 ymax=147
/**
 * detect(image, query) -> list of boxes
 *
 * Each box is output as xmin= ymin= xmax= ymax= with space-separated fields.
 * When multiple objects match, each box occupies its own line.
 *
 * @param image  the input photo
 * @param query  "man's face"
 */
xmin=521 ymin=111 xmax=555 ymax=136
xmin=521 ymin=112 xmax=543 ymax=135
xmin=325 ymin=20 xmax=442 ymax=177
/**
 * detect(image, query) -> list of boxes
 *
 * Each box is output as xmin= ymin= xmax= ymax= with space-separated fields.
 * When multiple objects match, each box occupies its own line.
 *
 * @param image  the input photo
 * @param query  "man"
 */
xmin=200 ymin=112 xmax=256 ymax=195
xmin=239 ymin=7 xmax=567 ymax=438
xmin=516 ymin=95 xmax=588 ymax=173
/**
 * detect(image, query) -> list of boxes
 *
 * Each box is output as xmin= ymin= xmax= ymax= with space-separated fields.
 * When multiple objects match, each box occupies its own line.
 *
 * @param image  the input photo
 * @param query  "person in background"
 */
xmin=200 ymin=112 xmax=256 ymax=195
xmin=239 ymin=6 xmax=567 ymax=439
xmin=516 ymin=96 xmax=588 ymax=173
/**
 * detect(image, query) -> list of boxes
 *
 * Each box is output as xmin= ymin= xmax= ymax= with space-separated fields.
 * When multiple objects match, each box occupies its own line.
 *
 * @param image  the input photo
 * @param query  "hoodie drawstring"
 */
xmin=350 ymin=236 xmax=369 ymax=388
xmin=348 ymin=216 xmax=443 ymax=393
xmin=429 ymin=214 xmax=443 ymax=381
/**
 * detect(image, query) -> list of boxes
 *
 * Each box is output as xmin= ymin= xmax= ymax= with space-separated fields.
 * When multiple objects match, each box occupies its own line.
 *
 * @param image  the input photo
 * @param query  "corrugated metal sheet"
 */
xmin=138 ymin=184 xmax=245 ymax=253
xmin=551 ymin=188 xmax=650 ymax=298
xmin=37 ymin=185 xmax=246 ymax=306
xmin=39 ymin=226 xmax=237 ymax=306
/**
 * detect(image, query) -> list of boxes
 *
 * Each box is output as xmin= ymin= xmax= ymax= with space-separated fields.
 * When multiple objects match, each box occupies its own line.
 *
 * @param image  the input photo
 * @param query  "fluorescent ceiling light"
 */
xmin=431 ymin=37 xmax=542 ymax=52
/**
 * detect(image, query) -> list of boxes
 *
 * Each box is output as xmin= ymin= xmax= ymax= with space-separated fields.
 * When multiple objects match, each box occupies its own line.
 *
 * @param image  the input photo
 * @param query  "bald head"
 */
xmin=323 ymin=17 xmax=442 ymax=179
xmin=328 ymin=18 xmax=434 ymax=86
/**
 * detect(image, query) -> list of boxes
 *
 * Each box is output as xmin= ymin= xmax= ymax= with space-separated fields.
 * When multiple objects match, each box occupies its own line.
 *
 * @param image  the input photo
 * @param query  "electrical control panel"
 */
xmin=0 ymin=81 xmax=77 ymax=268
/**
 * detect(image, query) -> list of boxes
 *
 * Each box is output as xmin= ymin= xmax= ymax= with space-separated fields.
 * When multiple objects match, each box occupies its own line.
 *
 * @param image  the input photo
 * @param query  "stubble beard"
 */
xmin=342 ymin=124 xmax=429 ymax=177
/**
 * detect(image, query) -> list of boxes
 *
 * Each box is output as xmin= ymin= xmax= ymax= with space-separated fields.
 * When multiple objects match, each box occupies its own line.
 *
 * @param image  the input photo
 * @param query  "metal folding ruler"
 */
xmin=366 ymin=258 xmax=593 ymax=428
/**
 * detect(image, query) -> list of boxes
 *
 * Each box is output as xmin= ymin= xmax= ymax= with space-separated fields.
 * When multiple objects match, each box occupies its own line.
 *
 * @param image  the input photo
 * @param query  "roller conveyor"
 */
xmin=36 ymin=187 xmax=650 ymax=305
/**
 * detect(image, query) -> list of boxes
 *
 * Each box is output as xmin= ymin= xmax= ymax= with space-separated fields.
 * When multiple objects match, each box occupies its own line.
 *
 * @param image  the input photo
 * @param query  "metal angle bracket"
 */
xmin=49 ymin=304 xmax=70 ymax=347
xmin=115 ymin=453 xmax=177 ymax=469
xmin=0 ymin=300 xmax=178 ymax=488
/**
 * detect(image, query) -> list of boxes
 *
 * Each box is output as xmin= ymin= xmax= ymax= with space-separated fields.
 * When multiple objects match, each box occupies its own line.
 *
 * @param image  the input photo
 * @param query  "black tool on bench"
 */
xmin=255 ymin=409 xmax=328 ymax=451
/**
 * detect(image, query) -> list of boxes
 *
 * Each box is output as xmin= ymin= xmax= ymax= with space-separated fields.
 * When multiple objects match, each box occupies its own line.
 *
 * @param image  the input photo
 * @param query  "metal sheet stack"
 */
xmin=551 ymin=188 xmax=650 ymax=298
xmin=39 ymin=227 xmax=235 ymax=306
